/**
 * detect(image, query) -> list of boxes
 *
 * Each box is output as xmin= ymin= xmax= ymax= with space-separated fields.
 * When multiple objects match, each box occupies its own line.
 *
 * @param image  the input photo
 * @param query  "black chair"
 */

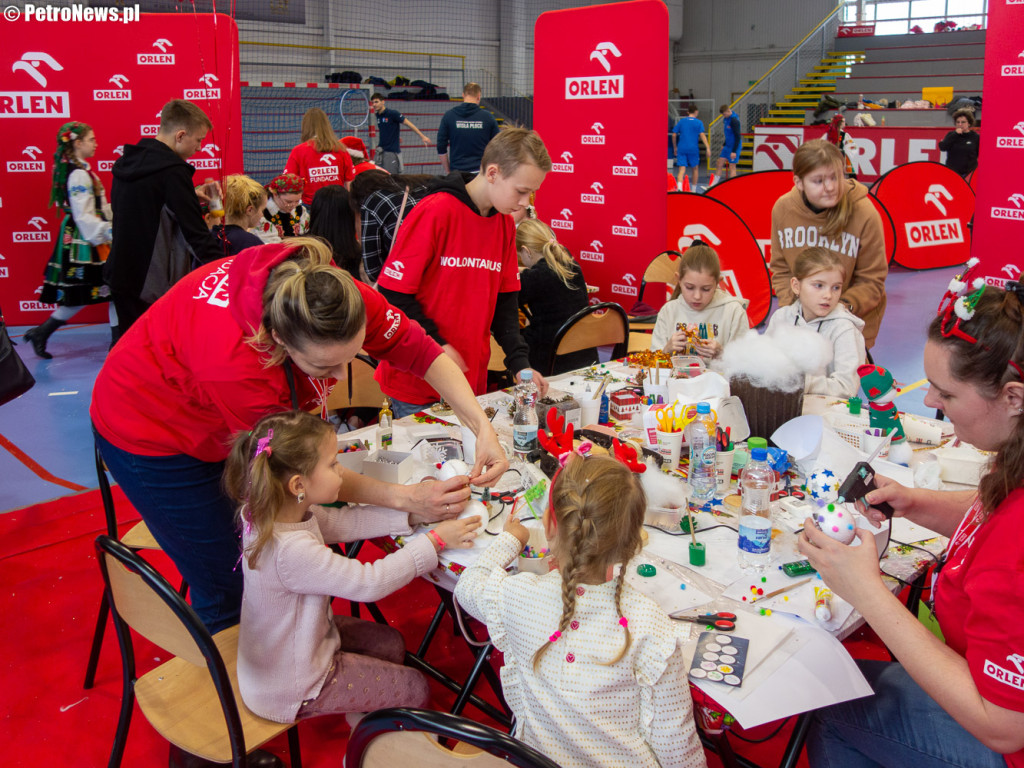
xmin=345 ymin=708 xmax=561 ymax=768
xmin=95 ymin=535 xmax=302 ymax=768
xmin=544 ymin=301 xmax=629 ymax=376
xmin=84 ymin=442 xmax=187 ymax=690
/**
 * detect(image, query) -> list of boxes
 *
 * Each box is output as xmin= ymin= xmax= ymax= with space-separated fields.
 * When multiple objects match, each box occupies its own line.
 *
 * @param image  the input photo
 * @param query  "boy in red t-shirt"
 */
xmin=375 ymin=128 xmax=551 ymax=416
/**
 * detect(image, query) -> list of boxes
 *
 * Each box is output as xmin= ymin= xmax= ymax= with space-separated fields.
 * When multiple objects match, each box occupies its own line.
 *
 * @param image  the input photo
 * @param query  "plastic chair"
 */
xmin=345 ymin=708 xmax=561 ymax=768
xmin=84 ymin=442 xmax=186 ymax=690
xmin=95 ymin=535 xmax=302 ymax=768
xmin=545 ymin=302 xmax=629 ymax=376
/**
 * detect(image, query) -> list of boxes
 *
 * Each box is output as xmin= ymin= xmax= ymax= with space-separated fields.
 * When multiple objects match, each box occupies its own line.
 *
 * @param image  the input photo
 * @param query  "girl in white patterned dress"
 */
xmin=455 ymin=455 xmax=707 ymax=768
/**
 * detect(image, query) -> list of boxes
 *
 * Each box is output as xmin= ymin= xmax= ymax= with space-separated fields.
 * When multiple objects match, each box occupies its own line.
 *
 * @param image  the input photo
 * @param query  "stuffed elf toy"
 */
xmin=857 ymin=364 xmax=907 ymax=443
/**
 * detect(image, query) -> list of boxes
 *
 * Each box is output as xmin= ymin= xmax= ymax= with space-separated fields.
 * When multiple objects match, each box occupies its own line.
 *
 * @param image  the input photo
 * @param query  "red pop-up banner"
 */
xmin=0 ymin=12 xmax=243 ymax=325
xmin=534 ymin=0 xmax=668 ymax=308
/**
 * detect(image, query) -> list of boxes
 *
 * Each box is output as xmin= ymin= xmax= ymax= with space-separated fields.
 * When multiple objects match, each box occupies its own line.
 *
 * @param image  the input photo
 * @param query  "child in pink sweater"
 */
xmin=223 ymin=410 xmax=479 ymax=724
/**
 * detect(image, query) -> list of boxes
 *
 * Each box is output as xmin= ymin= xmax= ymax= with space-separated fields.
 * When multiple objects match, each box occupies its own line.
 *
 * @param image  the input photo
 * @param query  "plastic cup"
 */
xmin=715 ymin=448 xmax=735 ymax=492
xmin=580 ymin=396 xmax=600 ymax=427
xmin=689 ymin=542 xmax=706 ymax=567
xmin=655 ymin=428 xmax=683 ymax=468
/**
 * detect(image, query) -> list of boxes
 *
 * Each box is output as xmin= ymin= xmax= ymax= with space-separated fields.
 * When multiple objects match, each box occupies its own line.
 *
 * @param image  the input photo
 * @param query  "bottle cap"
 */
xmin=747 ymin=437 xmax=768 ymax=451
xmin=696 ymin=402 xmax=710 ymax=414
xmin=750 ymin=447 xmax=767 ymax=461
xmin=520 ymin=369 xmax=533 ymax=381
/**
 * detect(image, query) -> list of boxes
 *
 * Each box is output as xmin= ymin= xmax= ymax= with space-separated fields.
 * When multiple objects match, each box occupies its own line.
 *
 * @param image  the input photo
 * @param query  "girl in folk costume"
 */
xmin=25 ymin=121 xmax=115 ymax=358
xmin=825 ymin=113 xmax=856 ymax=177
xmin=256 ymin=173 xmax=310 ymax=244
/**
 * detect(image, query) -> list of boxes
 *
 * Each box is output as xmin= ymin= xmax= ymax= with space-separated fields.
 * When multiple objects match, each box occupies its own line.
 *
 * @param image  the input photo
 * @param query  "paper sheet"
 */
xmin=625 ymin=556 xmax=714 ymax=615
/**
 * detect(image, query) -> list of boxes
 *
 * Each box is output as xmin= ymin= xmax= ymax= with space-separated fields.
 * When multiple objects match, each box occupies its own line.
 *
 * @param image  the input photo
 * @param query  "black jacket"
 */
xmin=519 ymin=259 xmax=592 ymax=373
xmin=106 ymin=138 xmax=222 ymax=299
xmin=939 ymin=130 xmax=979 ymax=176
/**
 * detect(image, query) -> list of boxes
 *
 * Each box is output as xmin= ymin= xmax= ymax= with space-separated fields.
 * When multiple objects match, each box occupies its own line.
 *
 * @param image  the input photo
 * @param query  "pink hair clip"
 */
xmin=549 ymin=631 xmax=562 ymax=643
xmin=254 ymin=428 xmax=274 ymax=458
xmin=619 ymin=617 xmax=629 ymax=629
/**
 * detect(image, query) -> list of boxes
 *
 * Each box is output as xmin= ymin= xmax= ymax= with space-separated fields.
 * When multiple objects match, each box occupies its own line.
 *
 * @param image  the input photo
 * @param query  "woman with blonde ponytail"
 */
xmin=515 ymin=219 xmax=590 ymax=373
xmin=91 ymin=237 xmax=508 ymax=644
xmin=456 ymin=456 xmax=706 ymax=768
xmin=801 ymin=271 xmax=1024 ymax=767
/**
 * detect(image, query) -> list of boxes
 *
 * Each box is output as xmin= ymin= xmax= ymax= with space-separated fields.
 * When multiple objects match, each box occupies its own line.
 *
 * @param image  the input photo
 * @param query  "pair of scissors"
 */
xmin=656 ymin=404 xmax=680 ymax=432
xmin=670 ymin=610 xmax=737 ymax=631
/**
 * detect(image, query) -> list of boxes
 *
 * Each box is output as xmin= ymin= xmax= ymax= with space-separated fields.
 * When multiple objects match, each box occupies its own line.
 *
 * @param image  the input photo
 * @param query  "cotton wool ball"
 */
xmin=641 ymin=466 xmax=687 ymax=509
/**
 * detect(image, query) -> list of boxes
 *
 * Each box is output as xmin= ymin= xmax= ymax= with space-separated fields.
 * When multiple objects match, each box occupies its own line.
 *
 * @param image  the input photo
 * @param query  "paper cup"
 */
xmin=715 ymin=448 xmax=735 ymax=492
xmin=655 ymin=428 xmax=683 ymax=467
xmin=460 ymin=426 xmax=477 ymax=464
xmin=580 ymin=396 xmax=600 ymax=427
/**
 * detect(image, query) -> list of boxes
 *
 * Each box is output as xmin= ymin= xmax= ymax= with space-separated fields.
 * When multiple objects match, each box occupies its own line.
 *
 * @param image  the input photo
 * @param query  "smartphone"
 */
xmin=782 ymin=559 xmax=817 ymax=577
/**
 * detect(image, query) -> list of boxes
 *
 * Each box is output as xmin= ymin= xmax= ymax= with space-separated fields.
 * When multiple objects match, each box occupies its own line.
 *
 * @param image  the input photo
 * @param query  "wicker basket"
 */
xmin=728 ymin=376 xmax=804 ymax=444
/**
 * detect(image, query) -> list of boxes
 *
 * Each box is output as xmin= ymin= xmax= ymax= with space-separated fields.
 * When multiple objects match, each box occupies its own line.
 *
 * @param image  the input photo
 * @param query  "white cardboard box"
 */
xmin=362 ymin=450 xmax=414 ymax=484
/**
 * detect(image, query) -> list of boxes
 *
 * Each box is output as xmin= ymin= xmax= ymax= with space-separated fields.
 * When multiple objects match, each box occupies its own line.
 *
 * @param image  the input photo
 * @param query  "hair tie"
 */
xmin=254 ymin=428 xmax=274 ymax=458
xmin=619 ymin=617 xmax=629 ymax=629
xmin=547 ymin=237 xmax=556 ymax=246
xmin=549 ymin=631 xmax=562 ymax=643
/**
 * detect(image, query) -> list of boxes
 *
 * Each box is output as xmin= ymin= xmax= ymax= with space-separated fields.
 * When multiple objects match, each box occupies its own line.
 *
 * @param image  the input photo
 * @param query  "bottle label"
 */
xmin=513 ymin=425 xmax=538 ymax=455
xmin=738 ymin=518 xmax=771 ymax=554
xmin=700 ymin=445 xmax=716 ymax=467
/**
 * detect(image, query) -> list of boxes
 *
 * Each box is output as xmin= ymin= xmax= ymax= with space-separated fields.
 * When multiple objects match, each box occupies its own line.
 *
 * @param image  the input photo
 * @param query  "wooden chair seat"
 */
xmin=120 ymin=520 xmax=160 ymax=550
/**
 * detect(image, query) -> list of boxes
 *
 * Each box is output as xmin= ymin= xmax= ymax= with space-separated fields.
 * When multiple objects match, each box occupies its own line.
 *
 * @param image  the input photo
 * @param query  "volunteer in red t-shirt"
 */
xmin=799 ymin=267 xmax=1024 ymax=768
xmin=284 ymin=107 xmax=355 ymax=205
xmin=374 ymin=127 xmax=551 ymax=417
xmin=90 ymin=238 xmax=507 ymax=638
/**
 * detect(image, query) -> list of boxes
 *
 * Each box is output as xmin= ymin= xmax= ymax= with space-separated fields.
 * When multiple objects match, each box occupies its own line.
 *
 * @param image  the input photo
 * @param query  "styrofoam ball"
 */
xmin=437 ymin=459 xmax=471 ymax=482
xmin=814 ymin=503 xmax=857 ymax=544
xmin=806 ymin=468 xmax=841 ymax=504
xmin=458 ymin=499 xmax=489 ymax=528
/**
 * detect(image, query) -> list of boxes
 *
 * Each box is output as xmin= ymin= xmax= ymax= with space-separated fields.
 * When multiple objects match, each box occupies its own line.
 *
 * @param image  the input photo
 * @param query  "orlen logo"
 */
xmin=141 ymin=108 xmax=160 ymax=138
xmin=612 ymin=213 xmax=638 ymax=237
xmin=1 ymin=52 xmax=70 ymax=119
xmin=612 ymin=152 xmax=639 ymax=176
xmin=582 ymin=122 xmax=606 ymax=146
xmin=579 ymin=239 xmax=605 ymax=263
xmin=382 ymin=260 xmax=405 ymax=281
xmin=611 ymin=272 xmax=638 ymax=297
xmin=20 ymin=300 xmax=57 ymax=312
xmin=551 ymin=150 xmax=575 ymax=174
xmin=905 ymin=184 xmax=964 ymax=247
xmin=192 ymin=144 xmax=222 ymax=171
xmin=566 ymin=42 xmax=624 ymax=100
xmin=138 ymin=38 xmax=175 ymax=65
xmin=551 ymin=208 xmax=574 ymax=231
xmin=0 ymin=267 xmax=7 ymax=278
xmin=8 ymin=145 xmax=45 ymax=172
xmin=307 ymin=152 xmax=337 ymax=181
xmin=581 ymin=181 xmax=605 ymax=205
xmin=185 ymin=74 xmax=221 ymax=101
xmin=719 ymin=269 xmax=744 ymax=299
xmin=13 ymin=215 xmax=51 ymax=243
xmin=94 ymin=74 xmax=132 ymax=101
xmin=97 ymin=145 xmax=125 ymax=172
xmin=991 ymin=192 xmax=1024 ymax=222
xmin=678 ymin=224 xmax=722 ymax=250
xmin=996 ymin=121 xmax=1024 ymax=149
xmin=753 ymin=129 xmax=804 ymax=172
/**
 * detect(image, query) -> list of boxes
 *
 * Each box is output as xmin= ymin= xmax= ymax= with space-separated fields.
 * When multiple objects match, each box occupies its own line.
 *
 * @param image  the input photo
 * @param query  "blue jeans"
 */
xmin=389 ymin=398 xmax=429 ymax=419
xmin=807 ymin=659 xmax=1007 ymax=768
xmin=94 ymin=428 xmax=243 ymax=634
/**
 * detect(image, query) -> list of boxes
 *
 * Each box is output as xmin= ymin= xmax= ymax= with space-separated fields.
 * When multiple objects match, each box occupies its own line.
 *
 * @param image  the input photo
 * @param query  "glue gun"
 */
xmin=837 ymin=462 xmax=895 ymax=519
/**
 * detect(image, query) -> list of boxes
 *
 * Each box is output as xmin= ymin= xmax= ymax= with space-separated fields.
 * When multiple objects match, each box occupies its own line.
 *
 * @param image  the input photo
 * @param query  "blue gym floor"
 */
xmin=0 ymin=263 xmax=957 ymax=513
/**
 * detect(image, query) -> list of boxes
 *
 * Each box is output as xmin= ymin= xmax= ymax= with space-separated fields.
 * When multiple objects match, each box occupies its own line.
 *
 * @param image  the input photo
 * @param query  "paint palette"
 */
xmin=688 ymin=632 xmax=749 ymax=687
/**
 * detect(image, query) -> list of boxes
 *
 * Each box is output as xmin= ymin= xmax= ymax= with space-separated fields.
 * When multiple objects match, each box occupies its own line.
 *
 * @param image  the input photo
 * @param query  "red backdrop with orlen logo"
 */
xmin=534 ymin=0 xmax=668 ymax=309
xmin=0 ymin=12 xmax=242 ymax=326
xmin=971 ymin=0 xmax=1024 ymax=287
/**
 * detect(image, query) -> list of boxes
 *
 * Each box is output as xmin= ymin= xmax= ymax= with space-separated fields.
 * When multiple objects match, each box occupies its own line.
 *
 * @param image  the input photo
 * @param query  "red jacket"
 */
xmin=91 ymin=242 xmax=441 ymax=462
xmin=284 ymin=140 xmax=356 ymax=204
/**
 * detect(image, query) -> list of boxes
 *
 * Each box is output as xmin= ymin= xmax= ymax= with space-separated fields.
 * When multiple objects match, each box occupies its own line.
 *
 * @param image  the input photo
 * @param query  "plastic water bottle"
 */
xmin=512 ymin=370 xmax=539 ymax=459
xmin=738 ymin=447 xmax=774 ymax=571
xmin=686 ymin=402 xmax=717 ymax=503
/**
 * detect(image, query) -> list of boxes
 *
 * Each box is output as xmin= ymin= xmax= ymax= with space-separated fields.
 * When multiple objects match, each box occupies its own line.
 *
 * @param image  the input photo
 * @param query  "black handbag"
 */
xmin=0 ymin=306 xmax=36 ymax=407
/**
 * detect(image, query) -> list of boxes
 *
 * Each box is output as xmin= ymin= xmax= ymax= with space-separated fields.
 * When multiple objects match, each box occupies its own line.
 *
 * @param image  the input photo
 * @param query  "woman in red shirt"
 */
xmin=284 ymin=107 xmax=355 ymax=204
xmin=799 ymin=267 xmax=1024 ymax=768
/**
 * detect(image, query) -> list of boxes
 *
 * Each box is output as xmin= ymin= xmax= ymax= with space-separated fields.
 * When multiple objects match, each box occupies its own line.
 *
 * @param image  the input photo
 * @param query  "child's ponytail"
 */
xmin=516 ymin=219 xmax=582 ymax=290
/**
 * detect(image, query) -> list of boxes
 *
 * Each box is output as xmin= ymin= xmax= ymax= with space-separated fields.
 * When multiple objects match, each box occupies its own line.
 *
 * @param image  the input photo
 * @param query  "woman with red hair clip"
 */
xmin=455 ymin=453 xmax=705 ymax=768
xmin=800 ymin=260 xmax=1024 ymax=768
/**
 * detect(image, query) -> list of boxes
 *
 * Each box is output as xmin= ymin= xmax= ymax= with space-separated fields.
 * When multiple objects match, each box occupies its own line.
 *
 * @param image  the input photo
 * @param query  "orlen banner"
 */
xmin=534 ymin=0 xmax=667 ymax=309
xmin=705 ymin=170 xmax=798 ymax=266
xmin=666 ymin=193 xmax=772 ymax=326
xmin=871 ymin=162 xmax=973 ymax=270
xmin=0 ymin=13 xmax=243 ymax=326
xmin=754 ymin=126 xmax=958 ymax=184
xmin=970 ymin=0 xmax=1024 ymax=287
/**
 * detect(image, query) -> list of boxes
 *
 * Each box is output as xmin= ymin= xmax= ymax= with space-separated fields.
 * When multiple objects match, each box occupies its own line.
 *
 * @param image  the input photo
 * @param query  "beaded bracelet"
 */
xmin=427 ymin=529 xmax=446 ymax=551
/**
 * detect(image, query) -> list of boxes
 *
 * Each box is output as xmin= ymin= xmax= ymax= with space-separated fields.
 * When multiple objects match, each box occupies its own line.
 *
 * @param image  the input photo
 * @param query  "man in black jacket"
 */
xmin=106 ymin=99 xmax=223 ymax=333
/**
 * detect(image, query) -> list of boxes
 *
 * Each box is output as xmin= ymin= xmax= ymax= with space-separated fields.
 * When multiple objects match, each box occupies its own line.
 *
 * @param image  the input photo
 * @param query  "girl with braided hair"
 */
xmin=25 ymin=120 xmax=115 ymax=358
xmin=456 ymin=455 xmax=706 ymax=768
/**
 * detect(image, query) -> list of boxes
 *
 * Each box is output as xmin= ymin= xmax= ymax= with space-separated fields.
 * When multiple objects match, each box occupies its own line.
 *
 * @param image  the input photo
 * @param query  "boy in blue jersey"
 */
xmin=673 ymin=105 xmax=710 ymax=190
xmin=715 ymin=104 xmax=742 ymax=182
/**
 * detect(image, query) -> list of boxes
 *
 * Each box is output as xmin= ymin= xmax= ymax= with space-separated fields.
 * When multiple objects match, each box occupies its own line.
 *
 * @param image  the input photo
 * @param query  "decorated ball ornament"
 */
xmin=814 ymin=503 xmax=857 ymax=545
xmin=806 ymin=468 xmax=841 ymax=505
xmin=437 ymin=459 xmax=471 ymax=482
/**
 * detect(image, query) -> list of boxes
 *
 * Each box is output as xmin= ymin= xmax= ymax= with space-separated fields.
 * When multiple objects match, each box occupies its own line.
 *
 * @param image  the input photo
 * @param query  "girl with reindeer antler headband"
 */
xmin=799 ymin=259 xmax=1024 ymax=768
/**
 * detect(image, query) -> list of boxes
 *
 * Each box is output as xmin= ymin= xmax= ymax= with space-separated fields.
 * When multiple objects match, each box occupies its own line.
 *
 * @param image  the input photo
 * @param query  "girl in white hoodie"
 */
xmin=767 ymin=246 xmax=866 ymax=397
xmin=650 ymin=241 xmax=750 ymax=359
